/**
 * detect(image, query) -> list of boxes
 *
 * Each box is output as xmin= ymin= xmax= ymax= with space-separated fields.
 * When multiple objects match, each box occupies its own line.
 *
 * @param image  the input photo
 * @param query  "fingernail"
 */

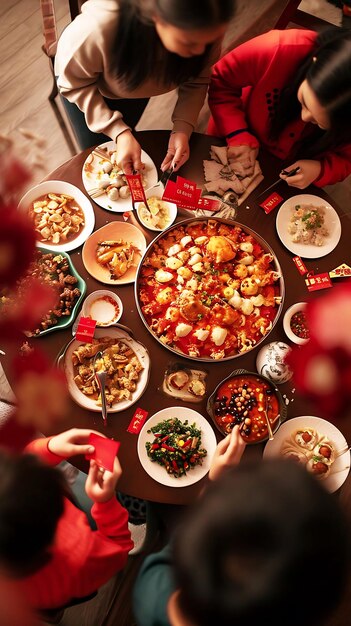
xmin=88 ymin=446 xmax=95 ymax=454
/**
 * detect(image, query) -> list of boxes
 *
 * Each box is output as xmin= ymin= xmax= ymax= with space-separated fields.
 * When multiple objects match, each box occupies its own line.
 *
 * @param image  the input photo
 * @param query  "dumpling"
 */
xmin=313 ymin=439 xmax=335 ymax=465
xmin=175 ymin=323 xmax=192 ymax=337
xmin=280 ymin=446 xmax=309 ymax=465
xmin=293 ymin=428 xmax=318 ymax=450
xmin=211 ymin=327 xmax=227 ymax=346
xmin=306 ymin=457 xmax=331 ymax=479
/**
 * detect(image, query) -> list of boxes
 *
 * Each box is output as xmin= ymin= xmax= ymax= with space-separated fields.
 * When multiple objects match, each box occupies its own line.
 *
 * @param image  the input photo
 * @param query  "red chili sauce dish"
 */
xmin=290 ymin=310 xmax=309 ymax=340
xmin=212 ymin=375 xmax=280 ymax=443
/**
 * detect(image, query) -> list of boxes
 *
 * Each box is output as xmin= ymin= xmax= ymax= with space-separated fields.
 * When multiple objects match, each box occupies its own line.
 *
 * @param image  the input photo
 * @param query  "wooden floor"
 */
xmin=1 ymin=0 xmax=350 ymax=208
xmin=0 ymin=0 xmax=73 ymax=188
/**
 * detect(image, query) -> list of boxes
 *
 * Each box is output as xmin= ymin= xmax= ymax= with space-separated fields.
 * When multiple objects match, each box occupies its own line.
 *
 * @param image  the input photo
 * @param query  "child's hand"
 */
xmin=209 ymin=425 xmax=246 ymax=482
xmin=280 ymin=160 xmax=321 ymax=189
xmin=85 ymin=457 xmax=122 ymax=503
xmin=48 ymin=428 xmax=102 ymax=458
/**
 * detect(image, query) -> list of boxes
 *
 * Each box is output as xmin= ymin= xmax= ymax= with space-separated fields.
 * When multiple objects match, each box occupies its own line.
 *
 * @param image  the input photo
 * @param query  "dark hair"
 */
xmin=111 ymin=0 xmax=236 ymax=90
xmin=0 ymin=449 xmax=66 ymax=577
xmin=173 ymin=460 xmax=348 ymax=626
xmin=270 ymin=28 xmax=351 ymax=157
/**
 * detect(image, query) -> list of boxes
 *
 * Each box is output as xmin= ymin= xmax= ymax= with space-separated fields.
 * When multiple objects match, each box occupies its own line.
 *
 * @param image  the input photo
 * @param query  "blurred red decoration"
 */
xmin=0 ymin=140 xmax=69 ymax=441
xmin=286 ymin=282 xmax=351 ymax=419
xmin=0 ymin=205 xmax=37 ymax=289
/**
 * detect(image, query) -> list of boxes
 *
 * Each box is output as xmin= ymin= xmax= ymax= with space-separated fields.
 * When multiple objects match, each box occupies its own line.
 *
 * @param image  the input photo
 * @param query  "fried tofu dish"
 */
xmin=72 ymin=336 xmax=143 ymax=406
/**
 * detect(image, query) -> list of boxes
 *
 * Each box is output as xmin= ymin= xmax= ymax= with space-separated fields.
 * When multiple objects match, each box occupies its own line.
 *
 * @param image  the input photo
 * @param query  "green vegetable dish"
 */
xmin=145 ymin=418 xmax=207 ymax=478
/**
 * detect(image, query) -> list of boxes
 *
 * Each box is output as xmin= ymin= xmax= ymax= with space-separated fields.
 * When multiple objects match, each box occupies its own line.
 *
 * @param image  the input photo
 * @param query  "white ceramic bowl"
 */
xmin=135 ymin=186 xmax=177 ymax=231
xmin=18 ymin=180 xmax=95 ymax=252
xmin=82 ymin=290 xmax=123 ymax=326
xmin=283 ymin=302 xmax=309 ymax=345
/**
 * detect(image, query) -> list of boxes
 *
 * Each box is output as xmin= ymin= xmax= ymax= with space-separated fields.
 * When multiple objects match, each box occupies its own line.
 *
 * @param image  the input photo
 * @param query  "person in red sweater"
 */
xmin=0 ymin=428 xmax=133 ymax=610
xmin=208 ymin=28 xmax=351 ymax=189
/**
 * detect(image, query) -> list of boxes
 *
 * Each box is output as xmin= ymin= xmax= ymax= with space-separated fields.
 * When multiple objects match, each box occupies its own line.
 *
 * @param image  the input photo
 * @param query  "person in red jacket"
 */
xmin=208 ymin=28 xmax=351 ymax=189
xmin=0 ymin=428 xmax=133 ymax=611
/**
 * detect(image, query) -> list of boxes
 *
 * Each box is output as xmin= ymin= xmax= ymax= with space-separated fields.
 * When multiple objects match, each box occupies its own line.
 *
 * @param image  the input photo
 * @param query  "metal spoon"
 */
xmin=93 ymin=351 xmax=108 ymax=428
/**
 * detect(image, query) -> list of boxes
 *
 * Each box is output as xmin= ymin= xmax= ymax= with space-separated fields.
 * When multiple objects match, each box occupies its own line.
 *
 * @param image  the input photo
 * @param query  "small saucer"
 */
xmin=82 ymin=290 xmax=123 ymax=326
xmin=283 ymin=302 xmax=309 ymax=345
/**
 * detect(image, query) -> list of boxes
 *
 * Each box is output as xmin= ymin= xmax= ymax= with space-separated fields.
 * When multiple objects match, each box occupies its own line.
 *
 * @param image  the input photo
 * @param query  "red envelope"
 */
xmin=86 ymin=433 xmax=120 ymax=472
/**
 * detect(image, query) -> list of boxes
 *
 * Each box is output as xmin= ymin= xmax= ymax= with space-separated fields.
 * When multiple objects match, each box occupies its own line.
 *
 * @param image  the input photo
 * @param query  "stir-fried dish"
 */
xmin=96 ymin=239 xmax=139 ymax=279
xmin=145 ymin=418 xmax=207 ymax=477
xmin=138 ymin=219 xmax=282 ymax=359
xmin=28 ymin=193 xmax=85 ymax=245
xmin=0 ymin=251 xmax=81 ymax=335
xmin=72 ymin=336 xmax=143 ymax=406
xmin=288 ymin=204 xmax=329 ymax=246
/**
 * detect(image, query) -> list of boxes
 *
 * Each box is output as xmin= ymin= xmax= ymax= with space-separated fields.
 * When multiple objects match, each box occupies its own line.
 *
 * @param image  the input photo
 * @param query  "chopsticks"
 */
xmin=254 ymin=166 xmax=301 ymax=200
xmin=263 ymin=394 xmax=274 ymax=441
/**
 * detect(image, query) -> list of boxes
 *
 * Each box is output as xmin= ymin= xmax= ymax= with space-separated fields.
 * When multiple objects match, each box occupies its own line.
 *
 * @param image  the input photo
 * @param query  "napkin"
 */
xmin=203 ymin=145 xmax=263 ymax=204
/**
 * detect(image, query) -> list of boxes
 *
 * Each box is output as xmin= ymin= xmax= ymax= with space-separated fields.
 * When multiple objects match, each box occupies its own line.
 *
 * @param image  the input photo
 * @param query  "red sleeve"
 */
xmin=24 ymin=436 xmax=64 ymax=466
xmin=208 ymin=32 xmax=282 ymax=147
xmin=314 ymin=145 xmax=351 ymax=187
xmin=70 ymin=497 xmax=133 ymax=597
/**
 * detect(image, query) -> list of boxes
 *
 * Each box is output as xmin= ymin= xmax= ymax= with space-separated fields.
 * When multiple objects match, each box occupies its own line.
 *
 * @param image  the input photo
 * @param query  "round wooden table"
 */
xmin=4 ymin=130 xmax=351 ymax=505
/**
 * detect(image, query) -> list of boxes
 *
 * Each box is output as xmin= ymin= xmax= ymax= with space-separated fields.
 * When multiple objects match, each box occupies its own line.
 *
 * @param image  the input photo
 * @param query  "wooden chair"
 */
xmin=274 ymin=0 xmax=338 ymax=30
xmin=40 ymin=0 xmax=86 ymax=154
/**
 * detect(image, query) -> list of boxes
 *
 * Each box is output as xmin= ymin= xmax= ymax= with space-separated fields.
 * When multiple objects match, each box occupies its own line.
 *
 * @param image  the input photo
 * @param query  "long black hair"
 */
xmin=111 ymin=0 xmax=236 ymax=90
xmin=270 ymin=28 xmax=351 ymax=157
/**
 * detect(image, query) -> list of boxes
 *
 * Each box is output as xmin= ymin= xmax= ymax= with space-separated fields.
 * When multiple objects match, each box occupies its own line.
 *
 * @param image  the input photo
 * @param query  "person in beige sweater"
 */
xmin=55 ymin=0 xmax=236 ymax=174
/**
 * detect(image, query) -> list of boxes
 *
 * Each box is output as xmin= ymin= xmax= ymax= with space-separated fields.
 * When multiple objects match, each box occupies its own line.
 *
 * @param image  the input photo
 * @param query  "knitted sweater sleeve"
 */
xmin=172 ymin=40 xmax=221 ymax=138
xmin=54 ymin=5 xmax=130 ymax=140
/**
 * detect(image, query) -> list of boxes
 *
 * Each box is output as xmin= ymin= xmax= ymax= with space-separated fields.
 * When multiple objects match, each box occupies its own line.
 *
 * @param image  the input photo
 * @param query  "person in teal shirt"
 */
xmin=133 ymin=427 xmax=348 ymax=626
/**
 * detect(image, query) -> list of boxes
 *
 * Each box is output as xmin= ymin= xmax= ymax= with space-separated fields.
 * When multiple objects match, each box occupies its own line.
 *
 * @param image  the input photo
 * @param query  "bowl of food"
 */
xmin=0 ymin=248 xmax=86 ymax=336
xmin=82 ymin=221 xmax=146 ymax=285
xmin=283 ymin=302 xmax=310 ymax=345
xmin=135 ymin=217 xmax=284 ymax=361
xmin=207 ymin=369 xmax=287 ymax=444
xmin=136 ymin=187 xmax=177 ymax=231
xmin=82 ymin=290 xmax=123 ymax=326
xmin=18 ymin=180 xmax=95 ymax=252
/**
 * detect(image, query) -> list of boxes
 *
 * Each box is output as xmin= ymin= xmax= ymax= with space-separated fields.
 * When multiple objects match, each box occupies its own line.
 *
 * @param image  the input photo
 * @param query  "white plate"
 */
xmin=138 ymin=407 xmax=217 ymax=487
xmin=18 ymin=180 xmax=95 ymax=252
xmin=276 ymin=194 xmax=341 ymax=258
xmin=263 ymin=416 xmax=350 ymax=493
xmin=82 ymin=221 xmax=146 ymax=285
xmin=82 ymin=141 xmax=158 ymax=213
xmin=62 ymin=327 xmax=150 ymax=413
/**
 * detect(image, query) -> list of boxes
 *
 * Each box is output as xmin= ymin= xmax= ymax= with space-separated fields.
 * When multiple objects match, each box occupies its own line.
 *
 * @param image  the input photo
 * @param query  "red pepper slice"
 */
xmin=160 ymin=435 xmax=169 ymax=442
xmin=182 ymin=439 xmax=192 ymax=447
xmin=153 ymin=433 xmax=162 ymax=438
xmin=151 ymin=443 xmax=160 ymax=450
xmin=172 ymin=460 xmax=179 ymax=472
xmin=161 ymin=444 xmax=175 ymax=452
